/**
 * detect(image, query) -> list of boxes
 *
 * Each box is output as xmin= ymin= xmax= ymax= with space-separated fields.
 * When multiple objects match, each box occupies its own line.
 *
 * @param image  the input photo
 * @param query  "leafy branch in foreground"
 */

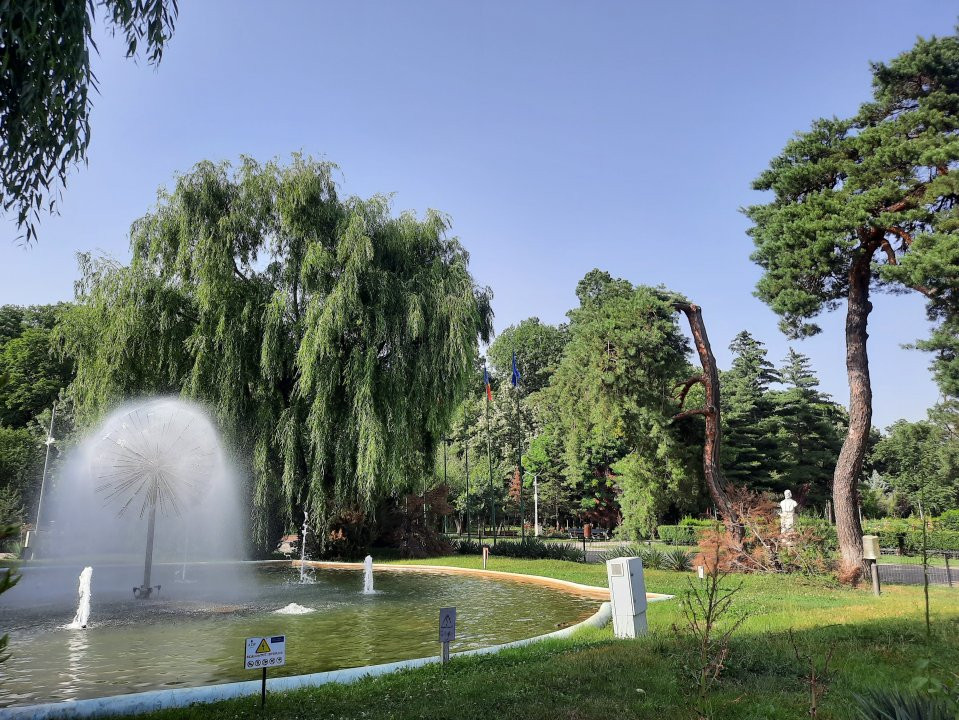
xmin=787 ymin=628 xmax=836 ymax=718
xmin=1 ymin=0 xmax=178 ymax=243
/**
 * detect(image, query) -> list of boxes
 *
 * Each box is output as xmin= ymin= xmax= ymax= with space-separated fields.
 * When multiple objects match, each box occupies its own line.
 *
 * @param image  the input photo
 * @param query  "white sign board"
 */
xmin=245 ymin=635 xmax=286 ymax=670
xmin=439 ymin=607 xmax=456 ymax=642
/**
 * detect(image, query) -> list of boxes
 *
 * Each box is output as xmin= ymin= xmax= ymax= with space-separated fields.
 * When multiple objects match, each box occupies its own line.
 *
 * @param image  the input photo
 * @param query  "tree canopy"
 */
xmin=487 ymin=318 xmax=567 ymax=393
xmin=0 ymin=0 xmax=178 ymax=243
xmin=745 ymin=30 xmax=959 ymax=575
xmin=58 ymin=156 xmax=493 ymax=548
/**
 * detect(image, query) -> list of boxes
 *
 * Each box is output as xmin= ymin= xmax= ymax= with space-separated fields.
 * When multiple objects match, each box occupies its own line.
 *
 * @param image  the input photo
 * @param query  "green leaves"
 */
xmin=0 ymin=1 xmax=178 ymax=244
xmin=59 ymin=156 xmax=493 ymax=548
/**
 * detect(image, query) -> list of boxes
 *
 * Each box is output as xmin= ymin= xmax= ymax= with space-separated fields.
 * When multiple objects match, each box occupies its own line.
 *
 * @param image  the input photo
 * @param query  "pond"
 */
xmin=0 ymin=562 xmax=598 ymax=708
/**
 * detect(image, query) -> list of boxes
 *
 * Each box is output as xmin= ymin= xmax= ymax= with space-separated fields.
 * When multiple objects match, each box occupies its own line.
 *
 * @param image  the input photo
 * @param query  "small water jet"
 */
xmin=299 ymin=512 xmax=312 ymax=584
xmin=65 ymin=567 xmax=93 ymax=629
xmin=362 ymin=555 xmax=375 ymax=594
xmin=274 ymin=602 xmax=315 ymax=615
xmin=89 ymin=399 xmax=222 ymax=598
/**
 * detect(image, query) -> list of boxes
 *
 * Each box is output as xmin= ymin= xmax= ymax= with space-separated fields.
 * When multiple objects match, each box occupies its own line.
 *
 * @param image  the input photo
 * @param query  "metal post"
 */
xmin=533 ymin=475 xmax=539 ymax=537
xmin=515 ymin=389 xmax=524 ymax=540
xmin=261 ymin=667 xmax=267 ymax=707
xmin=869 ymin=559 xmax=881 ymax=596
xmin=486 ymin=387 xmax=496 ymax=547
xmin=945 ymin=553 xmax=953 ymax=588
xmin=35 ymin=403 xmax=57 ymax=531
xmin=464 ymin=430 xmax=470 ymax=542
xmin=142 ymin=499 xmax=158 ymax=592
xmin=441 ymin=641 xmax=450 ymax=665
xmin=443 ymin=438 xmax=451 ymax=536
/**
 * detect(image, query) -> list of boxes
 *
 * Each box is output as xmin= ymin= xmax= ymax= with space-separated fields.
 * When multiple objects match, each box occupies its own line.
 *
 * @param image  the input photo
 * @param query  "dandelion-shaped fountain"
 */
xmin=90 ymin=399 xmax=221 ymax=599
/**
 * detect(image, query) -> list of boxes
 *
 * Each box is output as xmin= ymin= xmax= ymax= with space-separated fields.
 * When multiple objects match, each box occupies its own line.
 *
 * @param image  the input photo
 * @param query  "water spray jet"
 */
xmin=89 ymin=399 xmax=222 ymax=599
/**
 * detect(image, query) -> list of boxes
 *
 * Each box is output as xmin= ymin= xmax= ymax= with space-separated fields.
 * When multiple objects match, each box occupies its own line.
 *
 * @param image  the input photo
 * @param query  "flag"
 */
xmin=483 ymin=365 xmax=493 ymax=402
xmin=511 ymin=352 xmax=521 ymax=388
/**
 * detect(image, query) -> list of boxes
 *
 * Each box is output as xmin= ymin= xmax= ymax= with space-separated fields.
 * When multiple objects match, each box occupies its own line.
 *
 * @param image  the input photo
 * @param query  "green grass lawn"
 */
xmin=107 ymin=556 xmax=959 ymax=719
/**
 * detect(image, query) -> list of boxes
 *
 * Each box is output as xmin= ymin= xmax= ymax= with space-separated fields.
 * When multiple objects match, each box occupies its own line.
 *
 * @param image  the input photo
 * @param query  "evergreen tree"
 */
xmin=720 ymin=330 xmax=780 ymax=488
xmin=550 ymin=271 xmax=700 ymax=538
xmin=745 ymin=32 xmax=959 ymax=575
xmin=487 ymin=318 xmax=567 ymax=394
xmin=769 ymin=349 xmax=844 ymax=504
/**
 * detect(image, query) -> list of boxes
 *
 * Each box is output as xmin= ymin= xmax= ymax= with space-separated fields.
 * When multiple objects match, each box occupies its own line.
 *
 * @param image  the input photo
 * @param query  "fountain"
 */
xmin=88 ymin=399 xmax=222 ymax=598
xmin=65 ymin=567 xmax=93 ymax=629
xmin=362 ymin=555 xmax=375 ymax=594
xmin=299 ymin=512 xmax=311 ymax=584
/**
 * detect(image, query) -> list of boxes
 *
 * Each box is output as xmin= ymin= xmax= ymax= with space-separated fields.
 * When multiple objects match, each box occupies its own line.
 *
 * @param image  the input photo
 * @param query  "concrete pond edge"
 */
xmin=3 ymin=560 xmax=675 ymax=719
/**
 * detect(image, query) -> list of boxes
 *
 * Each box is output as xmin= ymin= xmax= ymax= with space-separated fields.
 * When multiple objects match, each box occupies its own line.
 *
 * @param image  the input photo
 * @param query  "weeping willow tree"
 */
xmin=58 ymin=156 xmax=493 ymax=548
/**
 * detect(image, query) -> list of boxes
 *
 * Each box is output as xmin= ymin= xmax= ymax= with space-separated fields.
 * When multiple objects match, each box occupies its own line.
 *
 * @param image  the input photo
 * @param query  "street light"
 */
xmin=443 ymin=438 xmax=452 ymax=535
xmin=34 ymin=402 xmax=58 ymax=534
xmin=532 ymin=473 xmax=540 ymax=537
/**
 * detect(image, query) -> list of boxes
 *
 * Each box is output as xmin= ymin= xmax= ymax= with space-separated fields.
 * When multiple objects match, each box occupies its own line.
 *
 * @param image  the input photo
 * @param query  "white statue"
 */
xmin=779 ymin=489 xmax=798 ymax=533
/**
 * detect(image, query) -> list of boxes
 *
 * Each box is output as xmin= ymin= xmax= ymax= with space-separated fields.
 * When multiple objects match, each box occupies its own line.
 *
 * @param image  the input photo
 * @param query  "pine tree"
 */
xmin=769 ymin=349 xmax=844 ymax=505
xmin=720 ymin=331 xmax=780 ymax=489
xmin=745 ymin=32 xmax=959 ymax=576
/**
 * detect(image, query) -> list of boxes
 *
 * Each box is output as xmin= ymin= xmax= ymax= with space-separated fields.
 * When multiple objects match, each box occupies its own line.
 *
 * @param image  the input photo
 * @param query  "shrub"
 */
xmin=642 ymin=547 xmax=667 ymax=570
xmin=664 ymin=548 xmax=694 ymax=571
xmin=679 ymin=516 xmax=721 ymax=528
xmin=452 ymin=539 xmax=484 ymax=555
xmin=657 ymin=525 xmax=703 ymax=545
xmin=596 ymin=543 xmax=645 ymax=563
xmin=937 ymin=510 xmax=959 ymax=532
xmin=489 ymin=538 xmax=585 ymax=562
xmin=853 ymin=688 xmax=954 ymax=720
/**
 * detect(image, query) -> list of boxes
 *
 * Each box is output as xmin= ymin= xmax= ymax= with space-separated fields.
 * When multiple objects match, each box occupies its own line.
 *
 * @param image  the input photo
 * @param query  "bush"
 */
xmin=678 ymin=516 xmax=721 ymax=528
xmin=657 ymin=525 xmax=703 ymax=545
xmin=596 ymin=544 xmax=645 ymax=563
xmin=853 ymin=688 xmax=954 ymax=720
xmin=796 ymin=517 xmax=838 ymax=550
xmin=937 ymin=509 xmax=959 ymax=532
xmin=452 ymin=539 xmax=484 ymax=555
xmin=489 ymin=538 xmax=585 ymax=562
xmin=642 ymin=547 xmax=667 ymax=570
xmin=663 ymin=548 xmax=693 ymax=571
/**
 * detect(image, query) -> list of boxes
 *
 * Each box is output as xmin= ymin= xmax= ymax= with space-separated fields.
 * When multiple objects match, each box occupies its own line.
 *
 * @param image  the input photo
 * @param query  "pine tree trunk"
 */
xmin=674 ymin=301 xmax=742 ymax=544
xmin=834 ymin=257 xmax=870 ymax=580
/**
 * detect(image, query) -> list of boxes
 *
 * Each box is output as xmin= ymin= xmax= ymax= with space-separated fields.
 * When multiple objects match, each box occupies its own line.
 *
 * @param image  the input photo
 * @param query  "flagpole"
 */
xmin=485 ymin=365 xmax=496 ymax=547
xmin=511 ymin=352 xmax=525 ymax=541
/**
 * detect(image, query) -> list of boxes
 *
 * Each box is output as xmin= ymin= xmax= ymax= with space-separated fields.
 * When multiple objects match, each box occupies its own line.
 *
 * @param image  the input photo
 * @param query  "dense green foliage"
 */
xmin=0 ymin=1 xmax=178 ymax=243
xmin=872 ymin=412 xmax=959 ymax=515
xmin=0 ymin=305 xmax=72 ymax=528
xmin=58 ymin=156 xmax=493 ymax=548
xmin=721 ymin=334 xmax=844 ymax=505
xmin=550 ymin=272 xmax=701 ymax=538
xmin=487 ymin=318 xmax=568 ymax=393
xmin=746 ymin=32 xmax=959 ymax=342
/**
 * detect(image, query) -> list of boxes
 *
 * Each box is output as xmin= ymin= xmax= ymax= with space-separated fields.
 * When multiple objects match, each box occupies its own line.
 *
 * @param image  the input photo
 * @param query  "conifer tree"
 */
xmin=745 ymin=32 xmax=959 ymax=576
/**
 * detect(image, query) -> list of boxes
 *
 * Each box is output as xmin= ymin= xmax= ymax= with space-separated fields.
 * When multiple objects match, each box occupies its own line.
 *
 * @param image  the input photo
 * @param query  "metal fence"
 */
xmin=877 ymin=549 xmax=957 ymax=587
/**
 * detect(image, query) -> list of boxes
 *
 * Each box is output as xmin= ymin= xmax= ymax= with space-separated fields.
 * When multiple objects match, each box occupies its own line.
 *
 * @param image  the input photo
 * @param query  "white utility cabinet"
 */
xmin=605 ymin=556 xmax=648 ymax=638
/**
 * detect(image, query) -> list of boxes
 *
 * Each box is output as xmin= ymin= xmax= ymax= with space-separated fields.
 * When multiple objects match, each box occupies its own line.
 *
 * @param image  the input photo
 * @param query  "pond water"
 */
xmin=0 ymin=563 xmax=597 ymax=708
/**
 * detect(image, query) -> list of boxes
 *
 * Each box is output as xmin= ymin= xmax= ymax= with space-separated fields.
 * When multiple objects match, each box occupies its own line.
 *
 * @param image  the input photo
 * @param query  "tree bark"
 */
xmin=834 ymin=255 xmax=871 ymax=580
xmin=673 ymin=301 xmax=742 ymax=544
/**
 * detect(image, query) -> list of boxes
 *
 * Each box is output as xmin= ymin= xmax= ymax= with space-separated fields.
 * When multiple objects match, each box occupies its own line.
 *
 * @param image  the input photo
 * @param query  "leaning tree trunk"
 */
xmin=834 ymin=257 xmax=870 ymax=580
xmin=673 ymin=301 xmax=742 ymax=545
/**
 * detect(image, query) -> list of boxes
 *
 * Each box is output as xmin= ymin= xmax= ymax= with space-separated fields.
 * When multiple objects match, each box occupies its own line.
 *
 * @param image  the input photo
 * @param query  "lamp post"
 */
xmin=34 ymin=402 xmax=57 ymax=532
xmin=443 ymin=438 xmax=452 ymax=536
xmin=465 ymin=435 xmax=470 ymax=542
xmin=532 ymin=474 xmax=540 ymax=537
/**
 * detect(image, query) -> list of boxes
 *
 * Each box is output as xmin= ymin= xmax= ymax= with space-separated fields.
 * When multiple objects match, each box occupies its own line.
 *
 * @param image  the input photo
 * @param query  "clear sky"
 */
xmin=1 ymin=2 xmax=954 ymax=429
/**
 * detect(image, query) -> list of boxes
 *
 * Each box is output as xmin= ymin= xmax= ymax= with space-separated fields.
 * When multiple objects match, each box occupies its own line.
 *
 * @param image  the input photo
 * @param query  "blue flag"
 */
xmin=511 ymin=352 xmax=521 ymax=387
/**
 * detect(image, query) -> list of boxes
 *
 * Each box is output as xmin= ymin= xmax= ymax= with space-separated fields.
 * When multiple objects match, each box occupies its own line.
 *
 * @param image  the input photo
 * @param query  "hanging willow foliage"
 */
xmin=57 ymin=156 xmax=493 ymax=548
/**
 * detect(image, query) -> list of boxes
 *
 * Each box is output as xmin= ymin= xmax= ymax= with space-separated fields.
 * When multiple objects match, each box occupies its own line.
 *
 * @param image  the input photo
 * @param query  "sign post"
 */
xmin=245 ymin=635 xmax=286 ymax=707
xmin=439 ymin=607 xmax=456 ymax=665
xmin=482 ymin=545 xmax=489 ymax=569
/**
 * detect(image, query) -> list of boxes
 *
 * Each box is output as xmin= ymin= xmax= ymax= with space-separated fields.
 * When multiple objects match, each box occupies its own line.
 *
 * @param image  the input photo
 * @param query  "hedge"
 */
xmin=656 ymin=525 xmax=707 ymax=545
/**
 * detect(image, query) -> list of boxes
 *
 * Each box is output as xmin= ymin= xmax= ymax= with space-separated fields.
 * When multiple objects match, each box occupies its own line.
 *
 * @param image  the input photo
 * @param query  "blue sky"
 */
xmin=1 ymin=2 xmax=954 ymax=428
